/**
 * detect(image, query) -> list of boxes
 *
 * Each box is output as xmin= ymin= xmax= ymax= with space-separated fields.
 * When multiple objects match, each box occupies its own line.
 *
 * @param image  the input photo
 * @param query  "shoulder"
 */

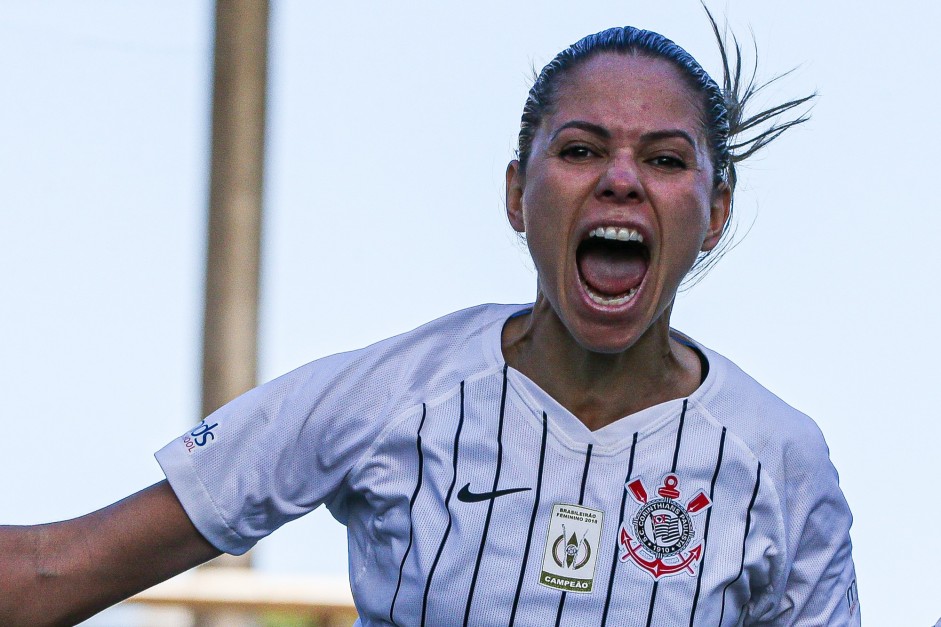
xmin=291 ymin=302 xmax=524 ymax=390
xmin=689 ymin=340 xmax=848 ymax=540
xmin=188 ymin=302 xmax=527 ymax=453
xmin=692 ymin=342 xmax=830 ymax=468
xmin=689 ymin=341 xmax=858 ymax=623
xmin=258 ymin=302 xmax=529 ymax=432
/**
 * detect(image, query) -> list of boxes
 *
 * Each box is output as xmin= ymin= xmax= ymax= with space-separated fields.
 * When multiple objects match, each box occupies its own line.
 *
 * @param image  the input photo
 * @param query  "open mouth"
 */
xmin=576 ymin=226 xmax=649 ymax=306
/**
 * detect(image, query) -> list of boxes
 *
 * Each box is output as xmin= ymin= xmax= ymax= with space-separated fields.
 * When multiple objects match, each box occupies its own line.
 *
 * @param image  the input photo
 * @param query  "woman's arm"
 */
xmin=0 ymin=480 xmax=221 ymax=627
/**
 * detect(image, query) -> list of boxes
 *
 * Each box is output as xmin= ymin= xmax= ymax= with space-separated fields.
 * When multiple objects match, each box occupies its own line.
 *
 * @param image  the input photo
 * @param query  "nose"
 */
xmin=595 ymin=157 xmax=643 ymax=203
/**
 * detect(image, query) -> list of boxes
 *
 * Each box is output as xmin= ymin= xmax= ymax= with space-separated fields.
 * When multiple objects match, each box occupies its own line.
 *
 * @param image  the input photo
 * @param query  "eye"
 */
xmin=648 ymin=155 xmax=687 ymax=170
xmin=559 ymin=145 xmax=599 ymax=162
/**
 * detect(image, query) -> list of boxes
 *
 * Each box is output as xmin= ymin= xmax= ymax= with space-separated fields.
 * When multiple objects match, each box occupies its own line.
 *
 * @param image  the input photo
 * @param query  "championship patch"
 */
xmin=539 ymin=503 xmax=603 ymax=593
xmin=619 ymin=473 xmax=710 ymax=580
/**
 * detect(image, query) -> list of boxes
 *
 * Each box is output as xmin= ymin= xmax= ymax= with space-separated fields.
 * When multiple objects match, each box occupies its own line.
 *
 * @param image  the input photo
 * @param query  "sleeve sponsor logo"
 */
xmin=182 ymin=420 xmax=219 ymax=454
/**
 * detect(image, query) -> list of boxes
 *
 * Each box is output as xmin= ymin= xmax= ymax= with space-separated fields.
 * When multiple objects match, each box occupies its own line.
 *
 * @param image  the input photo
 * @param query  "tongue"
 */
xmin=577 ymin=246 xmax=647 ymax=296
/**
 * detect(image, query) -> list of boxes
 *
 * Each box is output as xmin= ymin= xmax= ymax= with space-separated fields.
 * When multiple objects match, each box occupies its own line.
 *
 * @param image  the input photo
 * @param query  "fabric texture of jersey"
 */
xmin=156 ymin=303 xmax=859 ymax=626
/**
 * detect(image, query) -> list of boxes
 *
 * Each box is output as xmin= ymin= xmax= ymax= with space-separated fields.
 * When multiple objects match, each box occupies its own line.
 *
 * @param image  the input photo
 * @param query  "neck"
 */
xmin=502 ymin=296 xmax=702 ymax=431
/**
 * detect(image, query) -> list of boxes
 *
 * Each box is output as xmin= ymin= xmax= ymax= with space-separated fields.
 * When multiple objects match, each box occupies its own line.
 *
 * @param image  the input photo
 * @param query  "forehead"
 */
xmin=547 ymin=53 xmax=704 ymax=139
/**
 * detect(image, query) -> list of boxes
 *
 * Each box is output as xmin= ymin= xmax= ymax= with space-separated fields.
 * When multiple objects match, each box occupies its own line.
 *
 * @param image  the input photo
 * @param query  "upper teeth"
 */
xmin=589 ymin=226 xmax=644 ymax=243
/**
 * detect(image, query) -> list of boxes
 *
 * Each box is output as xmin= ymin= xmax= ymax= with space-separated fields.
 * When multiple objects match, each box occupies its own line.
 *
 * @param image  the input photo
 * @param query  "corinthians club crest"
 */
xmin=619 ymin=473 xmax=711 ymax=580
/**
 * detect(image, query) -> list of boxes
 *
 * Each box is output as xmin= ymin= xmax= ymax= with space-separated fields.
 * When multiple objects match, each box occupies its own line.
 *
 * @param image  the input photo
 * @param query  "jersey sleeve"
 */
xmin=154 ymin=346 xmax=403 ymax=556
xmin=752 ymin=425 xmax=860 ymax=626
xmin=153 ymin=303 xmax=509 ymax=556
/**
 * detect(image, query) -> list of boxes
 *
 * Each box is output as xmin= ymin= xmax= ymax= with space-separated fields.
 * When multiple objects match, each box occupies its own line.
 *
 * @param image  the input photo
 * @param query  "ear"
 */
xmin=701 ymin=183 xmax=731 ymax=252
xmin=505 ymin=160 xmax=525 ymax=233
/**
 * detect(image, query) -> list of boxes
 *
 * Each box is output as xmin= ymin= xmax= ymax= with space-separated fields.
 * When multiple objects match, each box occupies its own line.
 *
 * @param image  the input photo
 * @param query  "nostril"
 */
xmin=599 ymin=188 xmax=640 ymax=200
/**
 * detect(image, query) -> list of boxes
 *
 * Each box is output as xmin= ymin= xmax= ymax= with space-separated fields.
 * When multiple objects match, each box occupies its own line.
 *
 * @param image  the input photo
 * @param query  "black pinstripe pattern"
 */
xmin=578 ymin=444 xmax=593 ymax=504
xmin=644 ymin=587 xmax=659 ymax=627
xmin=719 ymin=462 xmax=762 ymax=625
xmin=463 ymin=366 xmax=510 ymax=626
xmin=554 ymin=443 xmax=594 ymax=627
xmin=601 ymin=431 xmax=639 ymax=626
xmin=670 ymin=400 xmax=687 ymax=473
xmin=645 ymin=399 xmax=689 ymax=627
xmin=389 ymin=403 xmax=428 ymax=625
xmin=508 ymin=411 xmax=548 ymax=627
xmin=688 ymin=426 xmax=727 ymax=626
xmin=420 ymin=382 xmax=466 ymax=626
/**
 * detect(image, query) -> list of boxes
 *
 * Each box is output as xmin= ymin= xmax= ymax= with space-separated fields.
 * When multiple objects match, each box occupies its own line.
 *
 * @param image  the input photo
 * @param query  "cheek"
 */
xmin=520 ymin=184 xmax=556 ymax=240
xmin=520 ymin=201 xmax=567 ymax=283
xmin=520 ymin=166 xmax=579 ymax=230
xmin=661 ymin=192 xmax=712 ymax=262
xmin=523 ymin=220 xmax=555 ymax=271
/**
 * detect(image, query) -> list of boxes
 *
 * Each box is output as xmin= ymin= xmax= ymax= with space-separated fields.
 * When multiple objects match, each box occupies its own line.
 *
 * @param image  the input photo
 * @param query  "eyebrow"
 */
xmin=550 ymin=121 xmax=697 ymax=149
xmin=640 ymin=129 xmax=697 ymax=149
xmin=550 ymin=121 xmax=610 ymax=142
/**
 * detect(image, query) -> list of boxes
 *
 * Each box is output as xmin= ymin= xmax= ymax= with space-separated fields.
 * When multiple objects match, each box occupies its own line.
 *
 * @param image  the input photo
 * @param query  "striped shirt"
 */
xmin=157 ymin=303 xmax=859 ymax=625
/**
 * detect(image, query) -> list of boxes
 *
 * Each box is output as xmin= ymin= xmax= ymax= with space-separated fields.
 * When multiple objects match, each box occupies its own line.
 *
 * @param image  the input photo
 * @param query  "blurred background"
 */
xmin=1 ymin=0 xmax=938 ymax=624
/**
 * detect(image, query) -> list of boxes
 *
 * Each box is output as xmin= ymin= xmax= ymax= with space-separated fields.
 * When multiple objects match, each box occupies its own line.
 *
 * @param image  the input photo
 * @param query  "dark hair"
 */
xmin=515 ymin=8 xmax=814 ymax=280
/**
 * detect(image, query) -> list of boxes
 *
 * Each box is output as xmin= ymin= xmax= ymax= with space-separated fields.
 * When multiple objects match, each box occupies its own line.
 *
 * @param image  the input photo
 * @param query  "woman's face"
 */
xmin=506 ymin=53 xmax=730 ymax=354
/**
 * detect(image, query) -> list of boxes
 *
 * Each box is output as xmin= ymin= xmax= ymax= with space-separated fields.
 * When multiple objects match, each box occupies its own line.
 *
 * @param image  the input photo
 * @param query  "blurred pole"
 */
xmin=197 ymin=0 xmax=268 ymax=625
xmin=202 ymin=0 xmax=267 ymax=416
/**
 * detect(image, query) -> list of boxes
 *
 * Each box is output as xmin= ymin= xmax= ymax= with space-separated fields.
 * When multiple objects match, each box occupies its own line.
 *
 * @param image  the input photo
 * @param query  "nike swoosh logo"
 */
xmin=457 ymin=482 xmax=532 ymax=503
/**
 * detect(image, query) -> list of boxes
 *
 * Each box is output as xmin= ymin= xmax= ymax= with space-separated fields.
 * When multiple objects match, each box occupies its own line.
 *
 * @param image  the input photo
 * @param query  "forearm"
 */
xmin=0 ymin=522 xmax=106 ymax=626
xmin=0 ymin=524 xmax=50 ymax=625
xmin=0 ymin=481 xmax=221 ymax=626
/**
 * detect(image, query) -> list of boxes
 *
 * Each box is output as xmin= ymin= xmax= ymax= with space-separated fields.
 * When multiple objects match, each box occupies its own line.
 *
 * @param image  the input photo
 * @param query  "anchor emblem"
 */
xmin=618 ymin=473 xmax=711 ymax=580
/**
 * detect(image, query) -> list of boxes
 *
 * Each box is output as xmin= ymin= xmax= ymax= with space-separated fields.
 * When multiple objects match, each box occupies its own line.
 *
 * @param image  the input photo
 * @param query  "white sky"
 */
xmin=1 ymin=1 xmax=939 ymax=624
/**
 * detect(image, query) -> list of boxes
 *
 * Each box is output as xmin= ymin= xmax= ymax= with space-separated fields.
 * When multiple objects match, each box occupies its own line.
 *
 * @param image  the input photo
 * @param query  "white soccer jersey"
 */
xmin=156 ymin=303 xmax=859 ymax=626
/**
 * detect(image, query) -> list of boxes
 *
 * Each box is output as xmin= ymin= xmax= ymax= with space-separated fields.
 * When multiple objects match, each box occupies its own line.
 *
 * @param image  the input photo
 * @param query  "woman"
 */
xmin=0 ymin=18 xmax=857 ymax=627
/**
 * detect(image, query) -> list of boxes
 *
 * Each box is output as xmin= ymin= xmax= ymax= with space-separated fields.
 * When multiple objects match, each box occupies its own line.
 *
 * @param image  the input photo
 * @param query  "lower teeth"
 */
xmin=585 ymin=285 xmax=638 ymax=306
